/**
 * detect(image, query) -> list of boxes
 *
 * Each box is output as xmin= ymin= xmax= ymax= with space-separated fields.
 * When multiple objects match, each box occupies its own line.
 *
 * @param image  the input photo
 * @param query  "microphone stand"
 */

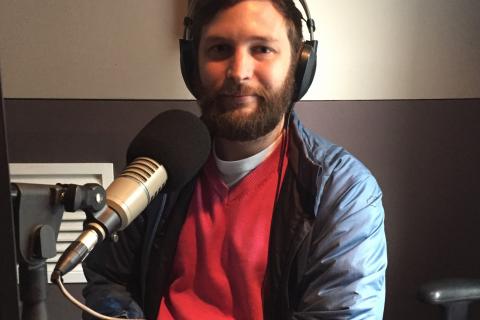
xmin=11 ymin=183 xmax=106 ymax=320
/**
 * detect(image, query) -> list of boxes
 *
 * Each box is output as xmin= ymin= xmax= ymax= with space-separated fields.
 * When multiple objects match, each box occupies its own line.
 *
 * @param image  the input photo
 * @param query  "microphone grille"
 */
xmin=121 ymin=157 xmax=160 ymax=183
xmin=112 ymin=157 xmax=167 ymax=205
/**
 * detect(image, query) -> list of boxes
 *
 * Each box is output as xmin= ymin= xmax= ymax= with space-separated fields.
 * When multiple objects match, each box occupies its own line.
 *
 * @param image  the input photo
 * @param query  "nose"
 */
xmin=227 ymin=48 xmax=253 ymax=83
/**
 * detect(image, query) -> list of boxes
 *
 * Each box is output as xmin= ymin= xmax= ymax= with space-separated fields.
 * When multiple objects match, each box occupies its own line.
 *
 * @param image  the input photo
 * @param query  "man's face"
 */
xmin=197 ymin=0 xmax=295 ymax=141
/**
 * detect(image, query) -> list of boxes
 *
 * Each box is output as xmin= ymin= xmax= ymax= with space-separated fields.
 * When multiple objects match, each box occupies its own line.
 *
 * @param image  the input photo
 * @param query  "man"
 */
xmin=83 ymin=0 xmax=387 ymax=319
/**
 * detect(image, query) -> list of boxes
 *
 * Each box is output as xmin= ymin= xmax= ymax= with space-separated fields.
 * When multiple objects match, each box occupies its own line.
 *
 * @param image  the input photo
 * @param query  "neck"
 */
xmin=214 ymin=117 xmax=285 ymax=161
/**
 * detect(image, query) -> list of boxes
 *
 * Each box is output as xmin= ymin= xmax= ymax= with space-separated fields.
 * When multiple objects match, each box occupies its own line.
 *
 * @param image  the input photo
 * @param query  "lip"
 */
xmin=221 ymin=94 xmax=257 ymax=105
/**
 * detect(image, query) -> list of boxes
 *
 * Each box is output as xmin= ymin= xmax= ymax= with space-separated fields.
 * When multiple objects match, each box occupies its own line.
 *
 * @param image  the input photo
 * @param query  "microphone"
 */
xmin=52 ymin=110 xmax=211 ymax=280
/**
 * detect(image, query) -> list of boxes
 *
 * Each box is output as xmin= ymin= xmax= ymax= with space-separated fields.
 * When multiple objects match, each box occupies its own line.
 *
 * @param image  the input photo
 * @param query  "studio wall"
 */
xmin=1 ymin=0 xmax=479 ymax=319
xmin=5 ymin=98 xmax=480 ymax=320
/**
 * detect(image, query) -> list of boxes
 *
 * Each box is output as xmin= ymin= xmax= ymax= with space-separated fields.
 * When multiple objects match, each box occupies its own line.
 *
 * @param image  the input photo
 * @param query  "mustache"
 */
xmin=216 ymin=83 xmax=264 ymax=97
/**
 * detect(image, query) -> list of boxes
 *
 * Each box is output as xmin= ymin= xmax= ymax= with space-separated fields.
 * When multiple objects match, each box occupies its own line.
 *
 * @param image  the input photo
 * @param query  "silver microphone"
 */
xmin=51 ymin=109 xmax=211 ymax=281
xmin=52 ymin=157 xmax=168 ymax=279
xmin=107 ymin=157 xmax=167 ymax=230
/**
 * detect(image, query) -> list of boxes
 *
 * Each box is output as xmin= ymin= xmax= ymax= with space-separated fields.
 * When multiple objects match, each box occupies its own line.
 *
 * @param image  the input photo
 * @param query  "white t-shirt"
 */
xmin=213 ymin=135 xmax=283 ymax=187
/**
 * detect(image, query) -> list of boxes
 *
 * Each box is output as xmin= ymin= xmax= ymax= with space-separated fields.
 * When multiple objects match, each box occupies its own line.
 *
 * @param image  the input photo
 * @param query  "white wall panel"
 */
xmin=0 ymin=0 xmax=479 ymax=99
xmin=307 ymin=0 xmax=480 ymax=100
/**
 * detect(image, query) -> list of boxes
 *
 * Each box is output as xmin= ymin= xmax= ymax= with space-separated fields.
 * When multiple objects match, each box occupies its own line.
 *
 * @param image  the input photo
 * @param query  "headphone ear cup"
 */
xmin=293 ymin=40 xmax=318 ymax=102
xmin=179 ymin=39 xmax=199 ymax=98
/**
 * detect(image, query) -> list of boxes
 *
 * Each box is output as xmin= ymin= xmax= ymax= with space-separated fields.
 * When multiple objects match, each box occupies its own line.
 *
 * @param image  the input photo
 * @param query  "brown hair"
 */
xmin=188 ymin=0 xmax=304 ymax=58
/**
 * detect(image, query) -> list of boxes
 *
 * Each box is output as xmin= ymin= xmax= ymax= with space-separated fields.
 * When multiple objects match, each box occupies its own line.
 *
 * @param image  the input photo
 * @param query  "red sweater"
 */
xmin=158 ymin=144 xmax=287 ymax=320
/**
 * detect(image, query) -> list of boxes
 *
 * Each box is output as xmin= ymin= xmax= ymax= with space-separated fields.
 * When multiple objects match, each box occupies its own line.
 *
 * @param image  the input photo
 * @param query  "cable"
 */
xmin=53 ymin=274 xmax=146 ymax=320
xmin=273 ymin=108 xmax=293 ymax=205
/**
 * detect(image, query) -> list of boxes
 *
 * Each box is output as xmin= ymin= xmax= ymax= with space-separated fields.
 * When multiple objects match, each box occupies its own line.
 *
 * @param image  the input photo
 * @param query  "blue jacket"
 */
xmin=82 ymin=114 xmax=387 ymax=319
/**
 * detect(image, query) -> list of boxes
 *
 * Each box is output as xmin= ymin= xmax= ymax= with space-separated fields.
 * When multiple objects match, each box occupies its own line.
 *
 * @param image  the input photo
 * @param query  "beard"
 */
xmin=197 ymin=72 xmax=295 ymax=142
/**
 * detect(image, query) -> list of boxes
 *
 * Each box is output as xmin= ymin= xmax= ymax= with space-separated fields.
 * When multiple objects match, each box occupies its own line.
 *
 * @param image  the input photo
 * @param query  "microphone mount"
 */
xmin=11 ymin=182 xmax=107 ymax=320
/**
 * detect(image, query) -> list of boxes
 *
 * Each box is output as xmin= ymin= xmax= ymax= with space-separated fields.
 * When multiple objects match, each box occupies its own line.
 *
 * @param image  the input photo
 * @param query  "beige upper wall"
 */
xmin=0 ymin=0 xmax=479 ymax=100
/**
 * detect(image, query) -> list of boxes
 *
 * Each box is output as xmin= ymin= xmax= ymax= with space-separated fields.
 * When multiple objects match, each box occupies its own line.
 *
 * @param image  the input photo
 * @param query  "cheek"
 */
xmin=198 ymin=61 xmax=225 ymax=90
xmin=259 ymin=61 xmax=291 ymax=91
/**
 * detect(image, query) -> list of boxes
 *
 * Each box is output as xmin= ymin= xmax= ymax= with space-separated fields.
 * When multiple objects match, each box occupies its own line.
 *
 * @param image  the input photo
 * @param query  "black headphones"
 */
xmin=179 ymin=0 xmax=318 ymax=102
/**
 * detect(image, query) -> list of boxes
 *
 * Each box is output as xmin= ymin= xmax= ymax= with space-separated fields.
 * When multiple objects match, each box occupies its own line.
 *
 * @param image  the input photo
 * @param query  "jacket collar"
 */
xmin=287 ymin=112 xmax=323 ymax=213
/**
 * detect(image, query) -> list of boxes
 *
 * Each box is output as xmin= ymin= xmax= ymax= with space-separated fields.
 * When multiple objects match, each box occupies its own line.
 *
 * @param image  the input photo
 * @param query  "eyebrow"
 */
xmin=202 ymin=35 xmax=280 ymax=44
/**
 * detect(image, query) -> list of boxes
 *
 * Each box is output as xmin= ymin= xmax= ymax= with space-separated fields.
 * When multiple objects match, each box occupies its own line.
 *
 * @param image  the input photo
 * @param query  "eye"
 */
xmin=252 ymin=46 xmax=275 ymax=57
xmin=207 ymin=44 xmax=232 ymax=60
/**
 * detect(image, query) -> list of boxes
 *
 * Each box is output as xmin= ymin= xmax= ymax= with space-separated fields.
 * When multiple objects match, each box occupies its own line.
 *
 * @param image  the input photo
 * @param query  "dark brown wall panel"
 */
xmin=5 ymin=98 xmax=480 ymax=320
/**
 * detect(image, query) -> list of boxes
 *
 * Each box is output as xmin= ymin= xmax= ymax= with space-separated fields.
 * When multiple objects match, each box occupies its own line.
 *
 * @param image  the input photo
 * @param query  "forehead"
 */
xmin=200 ymin=0 xmax=289 ymax=43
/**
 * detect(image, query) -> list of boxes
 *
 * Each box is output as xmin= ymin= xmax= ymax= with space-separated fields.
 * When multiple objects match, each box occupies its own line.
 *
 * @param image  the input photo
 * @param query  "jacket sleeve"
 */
xmin=81 ymin=211 xmax=148 ymax=320
xmin=293 ymin=161 xmax=387 ymax=319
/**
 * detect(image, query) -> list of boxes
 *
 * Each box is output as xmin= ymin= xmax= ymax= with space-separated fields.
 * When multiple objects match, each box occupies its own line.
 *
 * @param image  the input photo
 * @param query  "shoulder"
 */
xmin=291 ymin=114 xmax=381 ymax=193
xmin=290 ymin=115 xmax=383 ymax=221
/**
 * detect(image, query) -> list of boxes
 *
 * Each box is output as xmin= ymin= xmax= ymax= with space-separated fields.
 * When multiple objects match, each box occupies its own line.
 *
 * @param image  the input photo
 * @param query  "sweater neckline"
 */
xmin=203 ymin=139 xmax=286 ymax=200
